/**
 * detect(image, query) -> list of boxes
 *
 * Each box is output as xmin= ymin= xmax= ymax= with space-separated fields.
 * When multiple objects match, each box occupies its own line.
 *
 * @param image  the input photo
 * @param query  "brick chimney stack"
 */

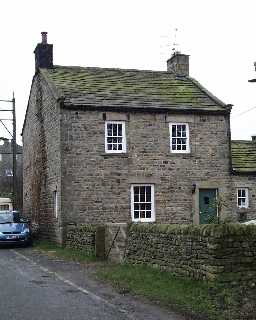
xmin=34 ymin=32 xmax=53 ymax=72
xmin=167 ymin=52 xmax=189 ymax=76
xmin=252 ymin=135 xmax=256 ymax=142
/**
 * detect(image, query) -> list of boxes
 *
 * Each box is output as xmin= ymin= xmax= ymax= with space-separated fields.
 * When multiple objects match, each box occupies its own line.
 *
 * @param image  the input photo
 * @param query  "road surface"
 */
xmin=0 ymin=247 xmax=186 ymax=320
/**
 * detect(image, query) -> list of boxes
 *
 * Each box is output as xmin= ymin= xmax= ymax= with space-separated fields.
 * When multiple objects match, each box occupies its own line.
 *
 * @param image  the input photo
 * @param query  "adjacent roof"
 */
xmin=231 ymin=140 xmax=256 ymax=174
xmin=41 ymin=66 xmax=230 ymax=112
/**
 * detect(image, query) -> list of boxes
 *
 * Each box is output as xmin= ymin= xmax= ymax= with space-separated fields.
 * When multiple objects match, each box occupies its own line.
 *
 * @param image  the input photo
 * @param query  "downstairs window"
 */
xmin=131 ymin=184 xmax=155 ymax=222
xmin=237 ymin=188 xmax=249 ymax=208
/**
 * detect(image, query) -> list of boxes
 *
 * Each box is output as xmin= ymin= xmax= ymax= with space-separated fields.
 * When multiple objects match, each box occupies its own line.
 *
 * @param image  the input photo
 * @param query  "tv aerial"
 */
xmin=172 ymin=28 xmax=180 ymax=54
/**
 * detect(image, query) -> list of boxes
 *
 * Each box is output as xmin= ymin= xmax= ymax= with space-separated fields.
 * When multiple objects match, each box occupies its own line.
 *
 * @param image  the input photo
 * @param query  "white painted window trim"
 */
xmin=105 ymin=121 xmax=126 ymax=153
xmin=237 ymin=188 xmax=249 ymax=208
xmin=53 ymin=190 xmax=58 ymax=218
xmin=130 ymin=184 xmax=155 ymax=222
xmin=169 ymin=123 xmax=190 ymax=153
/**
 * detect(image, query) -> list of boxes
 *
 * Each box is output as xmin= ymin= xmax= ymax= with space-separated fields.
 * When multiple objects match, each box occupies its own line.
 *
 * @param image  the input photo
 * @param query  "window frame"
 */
xmin=105 ymin=121 xmax=126 ymax=153
xmin=169 ymin=123 xmax=190 ymax=153
xmin=130 ymin=184 xmax=155 ymax=222
xmin=237 ymin=188 xmax=249 ymax=209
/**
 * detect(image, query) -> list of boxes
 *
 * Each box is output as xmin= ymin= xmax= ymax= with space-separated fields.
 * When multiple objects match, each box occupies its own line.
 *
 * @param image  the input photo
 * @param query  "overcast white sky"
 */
xmin=0 ymin=0 xmax=255 ymax=144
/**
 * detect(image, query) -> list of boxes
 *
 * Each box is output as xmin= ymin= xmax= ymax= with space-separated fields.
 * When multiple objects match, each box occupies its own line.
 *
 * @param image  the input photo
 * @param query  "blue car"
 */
xmin=0 ymin=211 xmax=32 ymax=246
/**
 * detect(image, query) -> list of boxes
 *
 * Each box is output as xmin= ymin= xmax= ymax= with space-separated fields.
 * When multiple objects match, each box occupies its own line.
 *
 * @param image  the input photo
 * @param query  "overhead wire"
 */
xmin=231 ymin=105 xmax=256 ymax=118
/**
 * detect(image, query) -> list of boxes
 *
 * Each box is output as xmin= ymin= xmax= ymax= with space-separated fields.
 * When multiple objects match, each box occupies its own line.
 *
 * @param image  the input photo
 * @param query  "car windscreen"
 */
xmin=0 ymin=212 xmax=20 ymax=223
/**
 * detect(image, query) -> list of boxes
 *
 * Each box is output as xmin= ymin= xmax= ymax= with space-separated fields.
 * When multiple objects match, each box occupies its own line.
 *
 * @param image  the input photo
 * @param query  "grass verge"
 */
xmin=97 ymin=263 xmax=241 ymax=320
xmin=33 ymin=240 xmax=97 ymax=263
xmin=31 ymin=242 xmax=249 ymax=320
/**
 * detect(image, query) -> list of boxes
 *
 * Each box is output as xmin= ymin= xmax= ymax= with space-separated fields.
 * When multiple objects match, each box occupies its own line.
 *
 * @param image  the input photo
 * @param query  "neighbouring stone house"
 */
xmin=231 ymin=139 xmax=256 ymax=221
xmin=0 ymin=137 xmax=23 ymax=211
xmin=22 ymin=33 xmax=256 ymax=243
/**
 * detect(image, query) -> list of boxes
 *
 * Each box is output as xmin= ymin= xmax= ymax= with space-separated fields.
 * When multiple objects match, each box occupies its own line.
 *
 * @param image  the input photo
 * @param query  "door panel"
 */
xmin=199 ymin=189 xmax=217 ymax=224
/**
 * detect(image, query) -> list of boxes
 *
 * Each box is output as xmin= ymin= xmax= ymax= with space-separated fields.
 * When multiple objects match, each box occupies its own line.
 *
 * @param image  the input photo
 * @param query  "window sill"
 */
xmin=167 ymin=152 xmax=192 ymax=158
xmin=132 ymin=219 xmax=156 ymax=223
xmin=101 ymin=153 xmax=129 ymax=158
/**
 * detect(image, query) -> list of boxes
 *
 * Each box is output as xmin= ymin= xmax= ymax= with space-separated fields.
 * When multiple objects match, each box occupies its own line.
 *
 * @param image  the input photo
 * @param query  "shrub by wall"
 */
xmin=125 ymin=223 xmax=256 ymax=283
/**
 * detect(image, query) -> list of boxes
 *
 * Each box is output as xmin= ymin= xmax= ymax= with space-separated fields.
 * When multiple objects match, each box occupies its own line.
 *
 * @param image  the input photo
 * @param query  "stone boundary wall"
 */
xmin=65 ymin=224 xmax=97 ymax=253
xmin=65 ymin=223 xmax=126 ymax=260
xmin=125 ymin=223 xmax=256 ymax=283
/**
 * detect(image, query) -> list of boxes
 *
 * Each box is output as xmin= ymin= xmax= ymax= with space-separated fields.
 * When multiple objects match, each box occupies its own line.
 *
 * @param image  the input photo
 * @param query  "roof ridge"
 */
xmin=53 ymin=64 xmax=178 ymax=76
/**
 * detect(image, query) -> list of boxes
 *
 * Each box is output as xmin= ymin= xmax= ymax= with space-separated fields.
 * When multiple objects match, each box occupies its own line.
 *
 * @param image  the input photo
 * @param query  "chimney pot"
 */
xmin=41 ymin=32 xmax=48 ymax=44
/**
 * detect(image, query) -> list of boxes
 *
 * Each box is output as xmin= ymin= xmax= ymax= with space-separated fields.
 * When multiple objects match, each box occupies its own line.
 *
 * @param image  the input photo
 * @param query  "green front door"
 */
xmin=199 ymin=189 xmax=217 ymax=224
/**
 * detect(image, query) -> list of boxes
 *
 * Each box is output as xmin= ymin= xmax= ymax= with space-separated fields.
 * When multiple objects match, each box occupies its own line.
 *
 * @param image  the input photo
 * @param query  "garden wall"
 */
xmin=66 ymin=224 xmax=97 ymax=253
xmin=125 ymin=223 xmax=256 ymax=283
xmin=65 ymin=223 xmax=105 ymax=258
xmin=65 ymin=223 xmax=124 ymax=259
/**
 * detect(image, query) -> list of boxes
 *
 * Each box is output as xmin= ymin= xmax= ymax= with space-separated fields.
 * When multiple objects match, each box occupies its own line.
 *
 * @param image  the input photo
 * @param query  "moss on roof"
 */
xmin=231 ymin=140 xmax=256 ymax=173
xmin=41 ymin=66 xmax=228 ymax=112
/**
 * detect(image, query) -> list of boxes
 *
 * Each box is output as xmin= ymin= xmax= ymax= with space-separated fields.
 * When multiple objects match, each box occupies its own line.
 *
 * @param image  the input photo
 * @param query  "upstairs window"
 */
xmin=131 ymin=185 xmax=155 ymax=222
xmin=169 ymin=123 xmax=190 ymax=153
xmin=237 ymin=188 xmax=249 ymax=208
xmin=105 ymin=121 xmax=126 ymax=153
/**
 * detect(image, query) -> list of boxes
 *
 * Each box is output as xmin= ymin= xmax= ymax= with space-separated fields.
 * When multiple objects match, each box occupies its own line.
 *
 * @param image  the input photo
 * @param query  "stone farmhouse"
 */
xmin=0 ymin=138 xmax=23 ymax=211
xmin=22 ymin=33 xmax=256 ymax=243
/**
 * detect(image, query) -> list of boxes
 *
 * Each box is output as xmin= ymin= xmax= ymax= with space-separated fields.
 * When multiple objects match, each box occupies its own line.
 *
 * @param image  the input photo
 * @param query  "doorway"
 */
xmin=199 ymin=189 xmax=218 ymax=224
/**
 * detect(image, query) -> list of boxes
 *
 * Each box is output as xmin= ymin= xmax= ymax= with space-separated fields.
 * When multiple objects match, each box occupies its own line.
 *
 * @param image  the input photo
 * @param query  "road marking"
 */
xmin=12 ymin=250 xmax=135 ymax=320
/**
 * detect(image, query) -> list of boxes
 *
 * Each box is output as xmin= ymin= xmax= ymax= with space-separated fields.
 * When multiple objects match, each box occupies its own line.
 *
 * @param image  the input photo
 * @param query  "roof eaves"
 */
xmin=232 ymin=169 xmax=256 ymax=175
xmin=62 ymin=101 xmax=230 ymax=115
xmin=231 ymin=140 xmax=256 ymax=174
xmin=232 ymin=140 xmax=254 ymax=144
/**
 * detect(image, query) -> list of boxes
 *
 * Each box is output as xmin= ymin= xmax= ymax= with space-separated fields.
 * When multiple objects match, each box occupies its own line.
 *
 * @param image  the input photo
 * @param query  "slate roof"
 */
xmin=231 ymin=140 xmax=256 ymax=173
xmin=41 ymin=66 xmax=230 ymax=112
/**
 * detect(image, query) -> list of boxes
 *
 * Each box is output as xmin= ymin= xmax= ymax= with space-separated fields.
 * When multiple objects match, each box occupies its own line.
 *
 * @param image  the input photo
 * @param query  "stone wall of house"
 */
xmin=125 ymin=223 xmax=256 ymax=283
xmin=22 ymin=74 xmax=62 ymax=242
xmin=60 ymin=109 xmax=232 ymax=226
xmin=232 ymin=175 xmax=256 ymax=221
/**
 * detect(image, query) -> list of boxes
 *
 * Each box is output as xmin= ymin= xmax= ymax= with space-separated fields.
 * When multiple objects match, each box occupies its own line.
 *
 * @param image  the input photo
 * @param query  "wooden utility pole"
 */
xmin=0 ymin=95 xmax=17 ymax=210
xmin=12 ymin=93 xmax=17 ymax=210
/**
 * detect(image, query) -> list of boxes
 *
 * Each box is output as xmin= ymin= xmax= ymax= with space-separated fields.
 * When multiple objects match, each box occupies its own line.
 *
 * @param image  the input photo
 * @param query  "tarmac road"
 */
xmin=0 ymin=247 xmax=186 ymax=320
